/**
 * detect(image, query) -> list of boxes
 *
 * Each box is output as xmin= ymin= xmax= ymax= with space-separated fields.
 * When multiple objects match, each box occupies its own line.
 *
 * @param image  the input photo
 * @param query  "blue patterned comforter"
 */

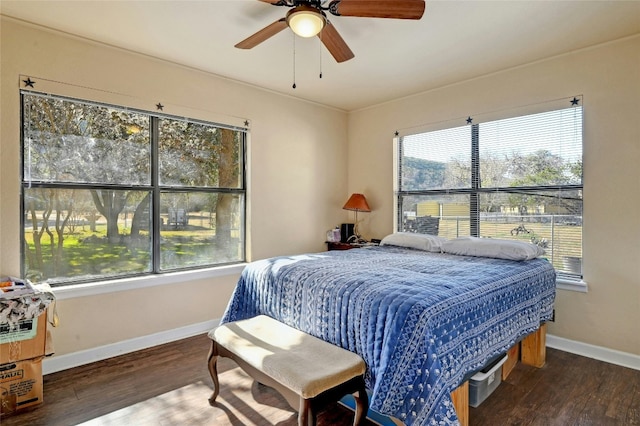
xmin=221 ymin=246 xmax=556 ymax=425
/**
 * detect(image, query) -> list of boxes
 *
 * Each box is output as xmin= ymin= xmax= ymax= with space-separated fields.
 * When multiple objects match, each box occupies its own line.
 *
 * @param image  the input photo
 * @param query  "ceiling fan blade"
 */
xmin=235 ymin=18 xmax=288 ymax=49
xmin=258 ymin=0 xmax=287 ymax=4
xmin=329 ymin=0 xmax=425 ymax=19
xmin=318 ymin=21 xmax=354 ymax=63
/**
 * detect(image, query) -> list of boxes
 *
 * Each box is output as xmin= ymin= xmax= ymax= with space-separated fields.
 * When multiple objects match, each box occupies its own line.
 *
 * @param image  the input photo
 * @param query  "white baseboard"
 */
xmin=42 ymin=318 xmax=221 ymax=375
xmin=547 ymin=333 xmax=640 ymax=371
xmin=43 ymin=325 xmax=639 ymax=376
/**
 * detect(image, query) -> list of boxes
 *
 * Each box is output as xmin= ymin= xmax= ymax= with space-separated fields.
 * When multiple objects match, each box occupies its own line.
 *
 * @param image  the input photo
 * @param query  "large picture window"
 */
xmin=396 ymin=99 xmax=583 ymax=281
xmin=21 ymin=92 xmax=246 ymax=286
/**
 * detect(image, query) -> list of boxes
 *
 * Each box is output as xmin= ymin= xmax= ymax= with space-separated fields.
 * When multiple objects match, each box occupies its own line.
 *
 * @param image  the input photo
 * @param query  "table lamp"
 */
xmin=342 ymin=193 xmax=371 ymax=243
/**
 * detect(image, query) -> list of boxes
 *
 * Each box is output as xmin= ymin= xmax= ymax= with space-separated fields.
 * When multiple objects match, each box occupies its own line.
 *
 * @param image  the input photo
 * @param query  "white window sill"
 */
xmin=51 ymin=264 xmax=247 ymax=300
xmin=49 ymin=264 xmax=585 ymax=299
xmin=556 ymin=277 xmax=588 ymax=293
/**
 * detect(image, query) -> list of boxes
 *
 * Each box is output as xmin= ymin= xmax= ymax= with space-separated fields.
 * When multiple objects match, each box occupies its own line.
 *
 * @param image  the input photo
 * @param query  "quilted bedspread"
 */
xmin=221 ymin=246 xmax=556 ymax=425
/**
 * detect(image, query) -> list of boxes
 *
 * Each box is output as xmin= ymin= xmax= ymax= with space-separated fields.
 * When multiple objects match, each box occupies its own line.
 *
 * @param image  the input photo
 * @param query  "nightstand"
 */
xmin=326 ymin=241 xmax=378 ymax=251
xmin=326 ymin=241 xmax=360 ymax=251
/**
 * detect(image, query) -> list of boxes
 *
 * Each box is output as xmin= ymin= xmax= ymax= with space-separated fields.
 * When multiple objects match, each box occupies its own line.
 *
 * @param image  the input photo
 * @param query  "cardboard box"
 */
xmin=0 ymin=357 xmax=43 ymax=416
xmin=0 ymin=314 xmax=48 ymax=365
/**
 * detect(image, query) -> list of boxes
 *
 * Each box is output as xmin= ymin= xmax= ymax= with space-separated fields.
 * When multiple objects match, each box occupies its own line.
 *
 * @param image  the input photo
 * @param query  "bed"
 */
xmin=220 ymin=239 xmax=556 ymax=426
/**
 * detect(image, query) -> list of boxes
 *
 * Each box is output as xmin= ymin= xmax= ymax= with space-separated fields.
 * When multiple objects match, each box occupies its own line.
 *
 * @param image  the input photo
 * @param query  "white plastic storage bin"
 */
xmin=469 ymin=354 xmax=508 ymax=408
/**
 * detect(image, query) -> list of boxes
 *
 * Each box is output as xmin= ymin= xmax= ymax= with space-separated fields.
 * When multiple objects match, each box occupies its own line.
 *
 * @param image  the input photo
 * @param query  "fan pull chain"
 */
xmin=292 ymin=34 xmax=297 ymax=89
xmin=319 ymin=30 xmax=323 ymax=79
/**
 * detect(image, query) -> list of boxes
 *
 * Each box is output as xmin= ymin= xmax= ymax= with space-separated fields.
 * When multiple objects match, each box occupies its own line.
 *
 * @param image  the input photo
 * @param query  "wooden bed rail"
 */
xmin=520 ymin=323 xmax=547 ymax=368
xmin=450 ymin=381 xmax=469 ymax=426
xmin=372 ymin=324 xmax=547 ymax=426
xmin=451 ymin=323 xmax=547 ymax=426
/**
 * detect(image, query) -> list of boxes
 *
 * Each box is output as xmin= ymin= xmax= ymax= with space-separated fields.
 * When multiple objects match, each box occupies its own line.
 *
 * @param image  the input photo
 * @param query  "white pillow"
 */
xmin=441 ymin=236 xmax=545 ymax=261
xmin=380 ymin=232 xmax=447 ymax=253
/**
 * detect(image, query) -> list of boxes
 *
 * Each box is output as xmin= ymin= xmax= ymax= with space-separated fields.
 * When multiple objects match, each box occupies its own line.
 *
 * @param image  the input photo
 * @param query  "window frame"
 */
xmin=20 ymin=90 xmax=248 ymax=287
xmin=394 ymin=99 xmax=585 ymax=291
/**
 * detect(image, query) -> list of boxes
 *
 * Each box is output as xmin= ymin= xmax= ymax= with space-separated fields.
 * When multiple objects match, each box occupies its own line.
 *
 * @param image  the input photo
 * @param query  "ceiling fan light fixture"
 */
xmin=286 ymin=6 xmax=326 ymax=38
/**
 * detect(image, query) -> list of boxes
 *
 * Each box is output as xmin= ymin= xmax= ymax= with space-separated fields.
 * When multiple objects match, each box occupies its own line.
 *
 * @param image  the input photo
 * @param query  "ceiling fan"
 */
xmin=236 ymin=0 xmax=426 ymax=63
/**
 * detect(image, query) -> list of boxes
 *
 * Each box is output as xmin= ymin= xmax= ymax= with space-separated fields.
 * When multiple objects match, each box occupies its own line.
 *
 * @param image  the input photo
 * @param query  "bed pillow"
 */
xmin=379 ymin=232 xmax=446 ymax=253
xmin=441 ymin=236 xmax=545 ymax=261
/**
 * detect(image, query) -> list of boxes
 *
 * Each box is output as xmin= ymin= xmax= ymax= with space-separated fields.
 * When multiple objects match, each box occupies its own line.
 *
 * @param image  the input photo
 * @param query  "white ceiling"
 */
xmin=2 ymin=1 xmax=639 ymax=111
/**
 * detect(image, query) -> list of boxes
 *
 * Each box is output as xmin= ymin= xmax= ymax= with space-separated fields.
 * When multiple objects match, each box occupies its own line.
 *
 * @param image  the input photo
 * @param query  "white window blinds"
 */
xmin=397 ymin=101 xmax=583 ymax=280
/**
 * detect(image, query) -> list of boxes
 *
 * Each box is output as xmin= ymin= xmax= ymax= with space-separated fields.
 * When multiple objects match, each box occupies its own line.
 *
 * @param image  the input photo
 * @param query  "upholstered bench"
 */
xmin=207 ymin=315 xmax=369 ymax=426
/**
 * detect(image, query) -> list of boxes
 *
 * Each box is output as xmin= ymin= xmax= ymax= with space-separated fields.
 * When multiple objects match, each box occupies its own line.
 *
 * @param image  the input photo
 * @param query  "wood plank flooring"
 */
xmin=2 ymin=333 xmax=639 ymax=425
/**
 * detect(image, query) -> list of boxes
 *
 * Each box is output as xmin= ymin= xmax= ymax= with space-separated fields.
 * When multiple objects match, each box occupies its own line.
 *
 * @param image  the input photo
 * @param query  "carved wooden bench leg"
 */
xmin=299 ymin=398 xmax=313 ymax=426
xmin=207 ymin=340 xmax=220 ymax=405
xmin=352 ymin=377 xmax=369 ymax=426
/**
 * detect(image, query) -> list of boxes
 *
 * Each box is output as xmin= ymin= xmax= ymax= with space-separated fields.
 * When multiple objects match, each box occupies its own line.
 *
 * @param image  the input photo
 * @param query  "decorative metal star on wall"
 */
xmin=244 ymin=120 xmax=249 ymax=127
xmin=23 ymin=78 xmax=35 ymax=88
xmin=466 ymin=116 xmax=473 ymax=124
xmin=156 ymin=103 xmax=164 ymax=111
xmin=570 ymin=97 xmax=580 ymax=106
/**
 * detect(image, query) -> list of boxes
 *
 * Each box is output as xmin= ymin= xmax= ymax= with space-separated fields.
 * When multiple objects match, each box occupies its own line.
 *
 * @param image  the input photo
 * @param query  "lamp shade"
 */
xmin=342 ymin=193 xmax=371 ymax=212
xmin=286 ymin=6 xmax=326 ymax=38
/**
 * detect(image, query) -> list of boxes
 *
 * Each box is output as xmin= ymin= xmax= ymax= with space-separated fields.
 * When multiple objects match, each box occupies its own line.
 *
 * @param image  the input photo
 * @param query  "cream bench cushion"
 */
xmin=209 ymin=315 xmax=366 ymax=399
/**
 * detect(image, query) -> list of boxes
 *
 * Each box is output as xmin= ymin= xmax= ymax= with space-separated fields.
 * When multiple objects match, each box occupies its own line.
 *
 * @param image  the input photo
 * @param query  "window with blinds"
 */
xmin=396 ymin=101 xmax=583 ymax=281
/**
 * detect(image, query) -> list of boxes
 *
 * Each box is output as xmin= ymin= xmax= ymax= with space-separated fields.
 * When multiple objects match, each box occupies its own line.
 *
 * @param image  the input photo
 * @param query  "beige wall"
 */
xmin=348 ymin=35 xmax=640 ymax=355
xmin=0 ymin=18 xmax=349 ymax=355
xmin=2 ymin=17 xmax=639 ymax=360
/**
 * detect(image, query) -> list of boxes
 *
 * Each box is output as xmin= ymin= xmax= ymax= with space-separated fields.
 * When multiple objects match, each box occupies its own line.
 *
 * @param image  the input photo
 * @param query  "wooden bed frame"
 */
xmin=450 ymin=323 xmax=547 ymax=426
xmin=383 ymin=323 xmax=547 ymax=426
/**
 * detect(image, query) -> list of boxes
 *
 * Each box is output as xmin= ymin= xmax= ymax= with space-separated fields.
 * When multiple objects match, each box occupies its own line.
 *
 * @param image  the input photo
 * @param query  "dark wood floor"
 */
xmin=3 ymin=333 xmax=639 ymax=426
